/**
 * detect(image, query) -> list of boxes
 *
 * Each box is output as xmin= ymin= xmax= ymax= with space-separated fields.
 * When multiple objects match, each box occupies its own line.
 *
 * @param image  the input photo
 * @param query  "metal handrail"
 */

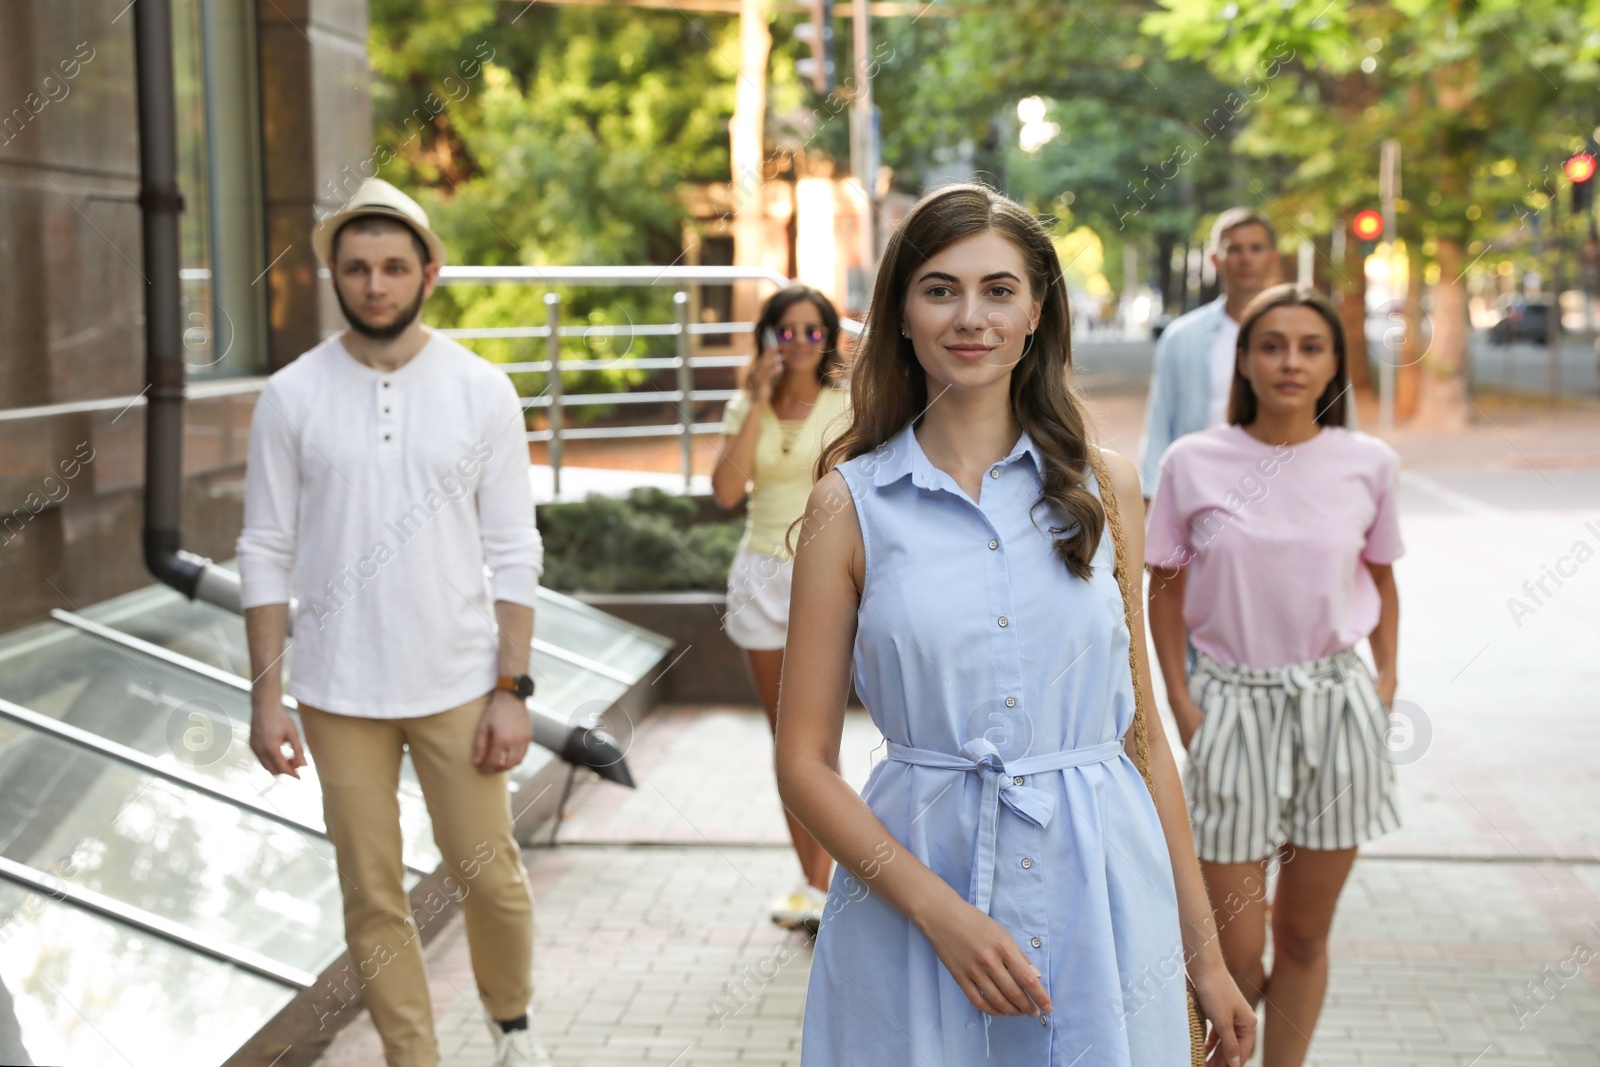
xmin=435 ymin=264 xmax=863 ymax=494
xmin=438 ymin=265 xmax=797 ymax=287
xmin=444 ymin=322 xmax=765 ymax=340
xmin=465 ymin=356 xmax=755 ymax=374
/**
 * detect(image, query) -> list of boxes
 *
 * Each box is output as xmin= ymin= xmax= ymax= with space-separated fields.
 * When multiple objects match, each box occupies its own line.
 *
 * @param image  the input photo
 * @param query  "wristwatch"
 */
xmin=495 ymin=673 xmax=535 ymax=700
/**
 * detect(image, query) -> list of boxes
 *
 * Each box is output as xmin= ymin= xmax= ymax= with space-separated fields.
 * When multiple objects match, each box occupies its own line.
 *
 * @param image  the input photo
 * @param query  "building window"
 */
xmin=173 ymin=0 xmax=268 ymax=379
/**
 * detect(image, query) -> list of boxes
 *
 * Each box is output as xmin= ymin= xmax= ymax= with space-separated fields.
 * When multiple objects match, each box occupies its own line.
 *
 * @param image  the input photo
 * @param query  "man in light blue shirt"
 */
xmin=1138 ymin=208 xmax=1281 ymax=499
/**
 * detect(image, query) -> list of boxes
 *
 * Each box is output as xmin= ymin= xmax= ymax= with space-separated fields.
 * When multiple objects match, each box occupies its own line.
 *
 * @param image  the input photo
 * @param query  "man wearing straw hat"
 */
xmin=237 ymin=178 xmax=551 ymax=1067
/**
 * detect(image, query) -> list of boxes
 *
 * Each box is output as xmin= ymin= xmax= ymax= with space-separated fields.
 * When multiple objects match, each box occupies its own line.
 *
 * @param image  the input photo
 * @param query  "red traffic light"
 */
xmin=1351 ymin=210 xmax=1384 ymax=241
xmin=1564 ymin=152 xmax=1596 ymax=183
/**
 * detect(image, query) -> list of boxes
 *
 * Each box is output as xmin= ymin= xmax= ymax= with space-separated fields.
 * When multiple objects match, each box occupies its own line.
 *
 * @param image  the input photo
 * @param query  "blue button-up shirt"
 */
xmin=1139 ymin=297 xmax=1229 ymax=495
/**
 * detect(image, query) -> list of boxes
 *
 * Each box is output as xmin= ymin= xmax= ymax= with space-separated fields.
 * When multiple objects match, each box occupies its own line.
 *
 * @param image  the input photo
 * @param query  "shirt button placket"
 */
xmin=379 ymin=378 xmax=399 ymax=445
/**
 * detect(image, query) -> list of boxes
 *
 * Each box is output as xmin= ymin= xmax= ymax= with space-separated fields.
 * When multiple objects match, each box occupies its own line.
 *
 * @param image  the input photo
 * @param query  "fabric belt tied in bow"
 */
xmin=1204 ymin=651 xmax=1366 ymax=808
xmin=885 ymin=737 xmax=1125 ymax=915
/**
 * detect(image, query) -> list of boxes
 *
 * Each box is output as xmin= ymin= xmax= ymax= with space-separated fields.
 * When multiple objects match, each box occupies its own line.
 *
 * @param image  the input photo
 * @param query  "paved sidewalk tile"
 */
xmin=551 ymin=707 xmax=884 ymax=847
xmin=311 ymin=710 xmax=1600 ymax=1067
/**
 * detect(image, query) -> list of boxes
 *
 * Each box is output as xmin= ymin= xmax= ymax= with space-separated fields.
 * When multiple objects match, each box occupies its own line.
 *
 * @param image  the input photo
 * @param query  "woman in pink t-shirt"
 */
xmin=1144 ymin=283 xmax=1402 ymax=1067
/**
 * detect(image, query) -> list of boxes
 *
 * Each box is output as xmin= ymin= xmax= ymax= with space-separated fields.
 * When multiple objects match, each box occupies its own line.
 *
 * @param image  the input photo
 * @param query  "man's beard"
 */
xmin=336 ymin=280 xmax=427 ymax=341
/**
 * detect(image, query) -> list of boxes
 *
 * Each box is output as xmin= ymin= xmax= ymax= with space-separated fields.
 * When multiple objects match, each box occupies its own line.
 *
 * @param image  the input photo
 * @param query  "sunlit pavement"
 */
xmin=314 ymin=360 xmax=1600 ymax=1066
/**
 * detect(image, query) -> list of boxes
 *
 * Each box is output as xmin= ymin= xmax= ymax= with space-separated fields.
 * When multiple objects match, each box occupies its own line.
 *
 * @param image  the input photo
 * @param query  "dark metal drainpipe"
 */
xmin=135 ymin=0 xmax=252 ymax=616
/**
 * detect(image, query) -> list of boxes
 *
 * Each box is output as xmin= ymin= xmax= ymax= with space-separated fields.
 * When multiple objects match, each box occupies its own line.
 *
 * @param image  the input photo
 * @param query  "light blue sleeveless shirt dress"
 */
xmin=800 ymin=420 xmax=1191 ymax=1066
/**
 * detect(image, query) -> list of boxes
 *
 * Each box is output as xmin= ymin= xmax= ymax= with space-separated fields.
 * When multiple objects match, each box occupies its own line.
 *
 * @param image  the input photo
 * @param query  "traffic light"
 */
xmin=1566 ymin=152 xmax=1595 ymax=214
xmin=1351 ymin=208 xmax=1384 ymax=255
xmin=795 ymin=0 xmax=835 ymax=95
xmin=1351 ymin=210 xmax=1384 ymax=241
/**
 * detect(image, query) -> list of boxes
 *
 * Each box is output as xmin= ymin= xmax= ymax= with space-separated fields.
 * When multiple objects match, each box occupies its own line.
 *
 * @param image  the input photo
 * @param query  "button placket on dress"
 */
xmin=897 ymin=430 xmax=1058 ymax=1049
xmin=974 ymin=454 xmax=1054 ymax=1028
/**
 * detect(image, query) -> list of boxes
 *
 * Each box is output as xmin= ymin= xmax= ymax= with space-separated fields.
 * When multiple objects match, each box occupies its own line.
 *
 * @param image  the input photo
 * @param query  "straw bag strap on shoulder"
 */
xmin=1085 ymin=445 xmax=1208 ymax=1067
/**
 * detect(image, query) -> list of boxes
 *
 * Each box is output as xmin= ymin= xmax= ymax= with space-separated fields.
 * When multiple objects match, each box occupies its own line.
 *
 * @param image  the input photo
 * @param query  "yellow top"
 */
xmin=721 ymin=385 xmax=851 ymax=560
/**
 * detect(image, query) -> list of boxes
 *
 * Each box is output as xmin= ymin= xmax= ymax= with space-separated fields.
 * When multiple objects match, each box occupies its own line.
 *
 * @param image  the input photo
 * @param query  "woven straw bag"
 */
xmin=1087 ymin=445 xmax=1209 ymax=1067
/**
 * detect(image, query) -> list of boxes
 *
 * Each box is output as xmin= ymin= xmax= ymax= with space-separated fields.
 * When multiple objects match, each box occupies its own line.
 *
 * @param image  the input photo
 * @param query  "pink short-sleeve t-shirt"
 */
xmin=1143 ymin=424 xmax=1404 ymax=671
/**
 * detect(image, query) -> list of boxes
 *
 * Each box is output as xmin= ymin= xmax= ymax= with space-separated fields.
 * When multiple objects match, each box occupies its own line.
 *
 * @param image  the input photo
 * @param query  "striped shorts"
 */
xmin=1184 ymin=647 xmax=1402 ymax=864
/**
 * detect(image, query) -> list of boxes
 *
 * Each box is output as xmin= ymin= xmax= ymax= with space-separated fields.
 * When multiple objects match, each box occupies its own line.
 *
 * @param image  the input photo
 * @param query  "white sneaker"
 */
xmin=488 ymin=1015 xmax=553 ymax=1066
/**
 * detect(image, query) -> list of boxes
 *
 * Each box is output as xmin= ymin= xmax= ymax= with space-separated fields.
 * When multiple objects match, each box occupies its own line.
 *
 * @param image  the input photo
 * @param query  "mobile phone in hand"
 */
xmin=761 ymin=326 xmax=778 ymax=352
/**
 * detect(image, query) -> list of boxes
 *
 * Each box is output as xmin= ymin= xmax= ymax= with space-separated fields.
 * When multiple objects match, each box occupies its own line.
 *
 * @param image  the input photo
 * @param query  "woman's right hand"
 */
xmin=1195 ymin=961 xmax=1256 ymax=1067
xmin=920 ymin=894 xmax=1052 ymax=1018
xmin=747 ymin=345 xmax=784 ymax=404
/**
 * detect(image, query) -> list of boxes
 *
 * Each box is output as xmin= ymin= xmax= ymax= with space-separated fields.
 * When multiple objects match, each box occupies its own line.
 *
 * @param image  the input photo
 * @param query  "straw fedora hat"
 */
xmin=311 ymin=179 xmax=447 ymax=267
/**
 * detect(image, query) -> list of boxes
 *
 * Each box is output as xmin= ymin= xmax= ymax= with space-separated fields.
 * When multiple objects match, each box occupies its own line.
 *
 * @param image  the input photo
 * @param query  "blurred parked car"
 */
xmin=1488 ymin=299 xmax=1552 ymax=345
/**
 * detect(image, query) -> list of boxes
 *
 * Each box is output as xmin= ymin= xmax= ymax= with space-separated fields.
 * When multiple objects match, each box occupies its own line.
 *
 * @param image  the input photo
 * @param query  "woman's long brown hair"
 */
xmin=815 ymin=183 xmax=1106 ymax=579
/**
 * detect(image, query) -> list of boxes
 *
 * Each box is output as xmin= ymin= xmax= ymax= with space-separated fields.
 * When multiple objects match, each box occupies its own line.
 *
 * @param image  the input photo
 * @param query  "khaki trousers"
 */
xmin=300 ymin=693 xmax=534 ymax=1067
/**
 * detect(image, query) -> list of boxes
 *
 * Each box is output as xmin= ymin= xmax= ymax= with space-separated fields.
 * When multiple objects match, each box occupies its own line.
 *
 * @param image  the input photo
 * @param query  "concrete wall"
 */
xmin=574 ymin=591 xmax=864 ymax=709
xmin=0 ymin=5 xmax=143 ymax=412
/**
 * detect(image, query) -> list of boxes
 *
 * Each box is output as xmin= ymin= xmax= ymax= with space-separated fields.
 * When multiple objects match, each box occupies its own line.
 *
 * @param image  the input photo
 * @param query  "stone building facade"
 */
xmin=0 ymin=0 xmax=373 ymax=634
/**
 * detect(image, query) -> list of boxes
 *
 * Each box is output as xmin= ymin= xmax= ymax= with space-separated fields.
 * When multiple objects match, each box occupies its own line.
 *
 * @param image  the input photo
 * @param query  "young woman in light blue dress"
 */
xmin=774 ymin=185 xmax=1256 ymax=1066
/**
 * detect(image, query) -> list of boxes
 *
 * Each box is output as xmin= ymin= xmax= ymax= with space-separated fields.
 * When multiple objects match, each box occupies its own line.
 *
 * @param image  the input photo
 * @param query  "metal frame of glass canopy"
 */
xmin=0 ymin=578 xmax=671 ymax=1067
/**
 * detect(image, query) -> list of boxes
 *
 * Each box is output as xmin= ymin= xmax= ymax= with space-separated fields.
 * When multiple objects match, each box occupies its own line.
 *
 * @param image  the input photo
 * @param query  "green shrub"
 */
xmin=536 ymin=488 xmax=743 ymax=592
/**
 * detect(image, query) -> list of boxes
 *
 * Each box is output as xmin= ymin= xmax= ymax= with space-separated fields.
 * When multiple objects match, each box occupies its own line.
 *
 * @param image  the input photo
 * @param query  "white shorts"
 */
xmin=1185 ymin=647 xmax=1402 ymax=864
xmin=723 ymin=546 xmax=793 ymax=650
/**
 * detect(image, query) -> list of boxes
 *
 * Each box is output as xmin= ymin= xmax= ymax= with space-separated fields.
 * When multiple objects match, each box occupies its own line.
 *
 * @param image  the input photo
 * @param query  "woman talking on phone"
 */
xmin=713 ymin=284 xmax=851 ymax=933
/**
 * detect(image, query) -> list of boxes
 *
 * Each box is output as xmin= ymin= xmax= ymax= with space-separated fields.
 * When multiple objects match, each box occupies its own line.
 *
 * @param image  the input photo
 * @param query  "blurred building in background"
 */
xmin=0 ymin=0 xmax=371 ymax=634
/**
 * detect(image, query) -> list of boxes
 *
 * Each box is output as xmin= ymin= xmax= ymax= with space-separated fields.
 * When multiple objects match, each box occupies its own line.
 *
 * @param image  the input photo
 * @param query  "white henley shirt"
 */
xmin=236 ymin=331 xmax=542 ymax=718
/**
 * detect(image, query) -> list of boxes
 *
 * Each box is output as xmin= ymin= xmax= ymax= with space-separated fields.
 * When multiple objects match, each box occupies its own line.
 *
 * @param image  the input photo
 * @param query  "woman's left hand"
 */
xmin=1193 ymin=967 xmax=1256 ymax=1067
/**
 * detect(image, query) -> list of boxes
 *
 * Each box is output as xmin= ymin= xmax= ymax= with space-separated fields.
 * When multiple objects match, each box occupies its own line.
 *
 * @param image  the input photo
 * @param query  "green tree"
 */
xmin=368 ymin=0 xmax=741 ymax=415
xmin=859 ymin=2 xmax=1282 ymax=315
